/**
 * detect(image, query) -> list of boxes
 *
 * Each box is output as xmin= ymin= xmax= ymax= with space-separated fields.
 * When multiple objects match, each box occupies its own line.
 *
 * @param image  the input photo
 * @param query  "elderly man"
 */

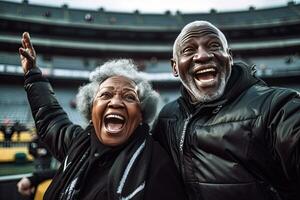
xmin=152 ymin=21 xmax=300 ymax=200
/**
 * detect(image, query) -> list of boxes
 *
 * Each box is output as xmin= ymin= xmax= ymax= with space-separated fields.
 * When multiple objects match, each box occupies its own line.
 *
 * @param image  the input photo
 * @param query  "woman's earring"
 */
xmin=89 ymin=120 xmax=93 ymax=125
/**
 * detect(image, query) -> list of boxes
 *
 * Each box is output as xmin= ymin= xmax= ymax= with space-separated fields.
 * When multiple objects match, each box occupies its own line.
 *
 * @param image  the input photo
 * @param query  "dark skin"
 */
xmin=92 ymin=76 xmax=142 ymax=147
xmin=171 ymin=21 xmax=233 ymax=103
xmin=19 ymin=32 xmax=36 ymax=74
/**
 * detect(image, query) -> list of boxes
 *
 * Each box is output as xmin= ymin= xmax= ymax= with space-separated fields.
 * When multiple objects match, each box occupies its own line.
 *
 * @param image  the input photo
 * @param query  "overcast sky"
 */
xmin=4 ymin=0 xmax=300 ymax=13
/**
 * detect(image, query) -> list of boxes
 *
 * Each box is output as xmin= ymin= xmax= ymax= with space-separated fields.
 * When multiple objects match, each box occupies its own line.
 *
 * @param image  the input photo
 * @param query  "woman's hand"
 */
xmin=17 ymin=177 xmax=35 ymax=196
xmin=19 ymin=32 xmax=37 ymax=74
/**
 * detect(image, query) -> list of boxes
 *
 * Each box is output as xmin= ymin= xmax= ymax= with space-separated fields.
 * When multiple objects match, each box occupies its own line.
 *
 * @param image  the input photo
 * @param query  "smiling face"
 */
xmin=172 ymin=22 xmax=233 ymax=103
xmin=91 ymin=76 xmax=142 ymax=147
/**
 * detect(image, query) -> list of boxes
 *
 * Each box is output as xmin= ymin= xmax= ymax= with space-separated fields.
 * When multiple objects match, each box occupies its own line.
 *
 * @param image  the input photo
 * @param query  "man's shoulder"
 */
xmin=250 ymin=83 xmax=299 ymax=97
xmin=240 ymin=83 xmax=300 ymax=110
xmin=265 ymin=85 xmax=300 ymax=102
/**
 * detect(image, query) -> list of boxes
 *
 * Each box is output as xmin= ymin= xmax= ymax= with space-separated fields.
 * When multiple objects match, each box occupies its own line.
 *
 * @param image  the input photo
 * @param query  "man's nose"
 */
xmin=108 ymin=95 xmax=124 ymax=108
xmin=193 ymin=48 xmax=213 ymax=62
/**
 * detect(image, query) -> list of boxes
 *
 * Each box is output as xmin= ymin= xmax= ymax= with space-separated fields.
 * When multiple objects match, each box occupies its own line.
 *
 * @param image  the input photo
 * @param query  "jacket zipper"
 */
xmin=179 ymin=114 xmax=192 ymax=181
xmin=179 ymin=114 xmax=192 ymax=152
xmin=178 ymin=100 xmax=224 ymax=182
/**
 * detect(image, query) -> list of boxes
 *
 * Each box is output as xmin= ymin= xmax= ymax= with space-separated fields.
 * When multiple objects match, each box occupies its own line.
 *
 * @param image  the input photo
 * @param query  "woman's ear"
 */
xmin=139 ymin=112 xmax=143 ymax=125
xmin=89 ymin=102 xmax=94 ymax=123
xmin=171 ymin=58 xmax=178 ymax=77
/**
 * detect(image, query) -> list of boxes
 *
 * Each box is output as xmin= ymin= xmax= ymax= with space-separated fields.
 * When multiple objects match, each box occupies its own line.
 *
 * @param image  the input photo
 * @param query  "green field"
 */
xmin=0 ymin=162 xmax=34 ymax=176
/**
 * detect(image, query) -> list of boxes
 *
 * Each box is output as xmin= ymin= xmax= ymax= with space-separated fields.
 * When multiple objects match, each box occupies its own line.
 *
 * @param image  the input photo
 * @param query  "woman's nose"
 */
xmin=108 ymin=95 xmax=124 ymax=108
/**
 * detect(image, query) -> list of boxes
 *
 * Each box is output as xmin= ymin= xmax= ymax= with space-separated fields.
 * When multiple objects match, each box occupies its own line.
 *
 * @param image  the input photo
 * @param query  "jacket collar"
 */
xmin=180 ymin=62 xmax=265 ymax=111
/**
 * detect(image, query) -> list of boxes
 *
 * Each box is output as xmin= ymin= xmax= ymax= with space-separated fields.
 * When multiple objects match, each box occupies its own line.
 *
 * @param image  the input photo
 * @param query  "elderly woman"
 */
xmin=19 ymin=32 xmax=187 ymax=200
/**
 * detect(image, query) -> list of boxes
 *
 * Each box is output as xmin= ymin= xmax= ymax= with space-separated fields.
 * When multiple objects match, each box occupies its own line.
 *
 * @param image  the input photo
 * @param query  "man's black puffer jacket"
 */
xmin=152 ymin=62 xmax=300 ymax=200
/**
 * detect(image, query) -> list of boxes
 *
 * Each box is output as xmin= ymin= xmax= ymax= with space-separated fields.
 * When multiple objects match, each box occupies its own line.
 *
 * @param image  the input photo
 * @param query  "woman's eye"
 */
xmin=124 ymin=94 xmax=138 ymax=102
xmin=99 ymin=92 xmax=112 ymax=99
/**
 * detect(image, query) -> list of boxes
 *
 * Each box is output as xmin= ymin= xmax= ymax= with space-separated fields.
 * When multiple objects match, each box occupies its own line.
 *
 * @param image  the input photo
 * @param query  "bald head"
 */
xmin=170 ymin=20 xmax=233 ymax=103
xmin=173 ymin=21 xmax=228 ymax=61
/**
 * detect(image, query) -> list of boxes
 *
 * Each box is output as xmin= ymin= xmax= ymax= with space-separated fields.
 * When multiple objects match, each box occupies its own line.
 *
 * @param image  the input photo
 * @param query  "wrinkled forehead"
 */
xmin=178 ymin=22 xmax=227 ymax=47
xmin=99 ymin=76 xmax=138 ymax=91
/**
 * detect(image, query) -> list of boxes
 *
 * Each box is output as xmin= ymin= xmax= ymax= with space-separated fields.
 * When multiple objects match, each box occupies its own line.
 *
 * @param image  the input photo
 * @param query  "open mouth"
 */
xmin=104 ymin=114 xmax=126 ymax=133
xmin=194 ymin=67 xmax=218 ymax=84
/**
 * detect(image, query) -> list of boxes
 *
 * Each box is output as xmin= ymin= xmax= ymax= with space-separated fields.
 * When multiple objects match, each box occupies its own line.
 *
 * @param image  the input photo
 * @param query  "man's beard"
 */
xmin=181 ymin=71 xmax=227 ymax=103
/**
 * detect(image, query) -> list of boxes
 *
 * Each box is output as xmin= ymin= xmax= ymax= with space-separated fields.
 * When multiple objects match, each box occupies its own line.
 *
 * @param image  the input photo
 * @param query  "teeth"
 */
xmin=196 ymin=68 xmax=216 ymax=74
xmin=106 ymin=114 xmax=124 ymax=121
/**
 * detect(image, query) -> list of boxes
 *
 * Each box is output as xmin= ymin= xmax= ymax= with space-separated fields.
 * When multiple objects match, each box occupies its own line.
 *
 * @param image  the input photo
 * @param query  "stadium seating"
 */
xmin=0 ymin=131 xmax=32 ymax=142
xmin=1 ymin=1 xmax=299 ymax=28
xmin=0 ymin=147 xmax=33 ymax=163
xmin=0 ymin=2 xmax=299 ymax=200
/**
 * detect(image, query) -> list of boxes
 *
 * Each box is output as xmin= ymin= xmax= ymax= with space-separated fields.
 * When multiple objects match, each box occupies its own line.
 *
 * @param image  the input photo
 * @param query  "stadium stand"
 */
xmin=0 ymin=84 xmax=30 ymax=123
xmin=0 ymin=1 xmax=300 ymax=198
xmin=0 ymin=147 xmax=33 ymax=163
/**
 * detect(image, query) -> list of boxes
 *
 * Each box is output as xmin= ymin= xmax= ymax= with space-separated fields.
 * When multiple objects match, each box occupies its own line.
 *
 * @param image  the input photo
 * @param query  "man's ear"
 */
xmin=228 ymin=48 xmax=233 ymax=65
xmin=170 ymin=58 xmax=178 ymax=77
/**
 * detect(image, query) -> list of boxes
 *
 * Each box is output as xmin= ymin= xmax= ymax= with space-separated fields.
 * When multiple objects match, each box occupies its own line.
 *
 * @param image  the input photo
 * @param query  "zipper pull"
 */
xmin=212 ymin=105 xmax=222 ymax=114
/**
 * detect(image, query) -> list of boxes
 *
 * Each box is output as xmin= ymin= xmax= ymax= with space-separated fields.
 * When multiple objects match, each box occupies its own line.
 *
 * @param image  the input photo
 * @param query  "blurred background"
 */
xmin=0 ymin=0 xmax=300 ymax=199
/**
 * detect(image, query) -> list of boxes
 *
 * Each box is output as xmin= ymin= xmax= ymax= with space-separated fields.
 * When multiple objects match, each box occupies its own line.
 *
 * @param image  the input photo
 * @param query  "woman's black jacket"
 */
xmin=24 ymin=68 xmax=187 ymax=200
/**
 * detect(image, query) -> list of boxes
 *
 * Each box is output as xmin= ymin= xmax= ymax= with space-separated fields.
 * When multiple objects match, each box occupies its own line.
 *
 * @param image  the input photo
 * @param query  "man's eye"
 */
xmin=210 ymin=43 xmax=222 ymax=50
xmin=183 ymin=47 xmax=194 ymax=54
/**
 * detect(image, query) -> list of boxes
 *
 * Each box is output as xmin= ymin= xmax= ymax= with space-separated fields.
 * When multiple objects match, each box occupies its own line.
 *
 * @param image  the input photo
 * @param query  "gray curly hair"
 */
xmin=76 ymin=59 xmax=159 ymax=124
